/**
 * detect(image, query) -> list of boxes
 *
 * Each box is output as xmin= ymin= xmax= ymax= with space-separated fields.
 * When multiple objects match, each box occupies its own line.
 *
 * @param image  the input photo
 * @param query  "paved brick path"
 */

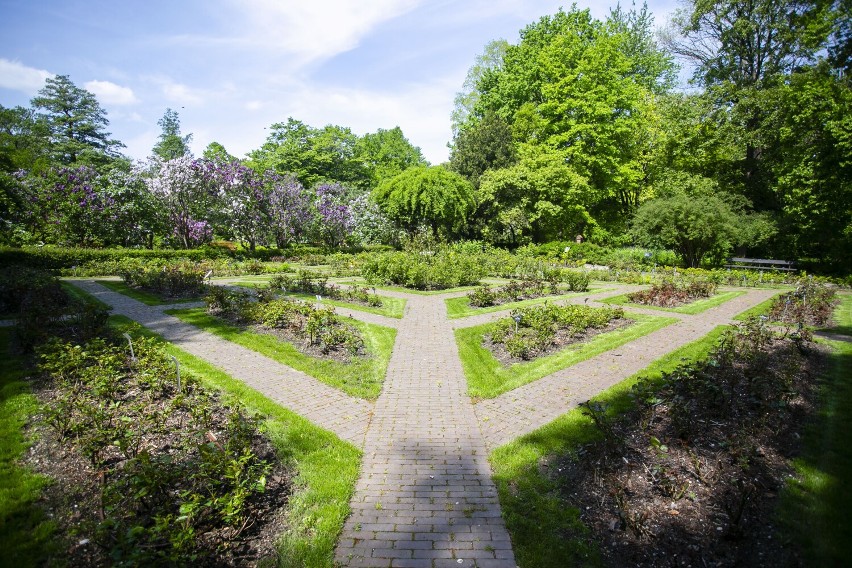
xmin=335 ymin=295 xmax=515 ymax=567
xmin=66 ymin=278 xmax=781 ymax=567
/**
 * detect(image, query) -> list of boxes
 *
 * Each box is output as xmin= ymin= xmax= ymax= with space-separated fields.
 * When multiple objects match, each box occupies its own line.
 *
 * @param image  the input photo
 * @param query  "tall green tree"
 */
xmin=152 ymin=108 xmax=192 ymax=160
xmin=373 ymin=166 xmax=475 ymax=238
xmin=451 ymin=39 xmax=509 ymax=135
xmin=30 ymin=75 xmax=123 ymax=166
xmin=354 ymin=127 xmax=426 ymax=187
xmin=661 ymin=0 xmax=834 ymax=209
xmin=460 ymin=5 xmax=674 ymax=238
xmin=249 ymin=118 xmax=366 ymax=188
xmin=449 ymin=112 xmax=516 ymax=189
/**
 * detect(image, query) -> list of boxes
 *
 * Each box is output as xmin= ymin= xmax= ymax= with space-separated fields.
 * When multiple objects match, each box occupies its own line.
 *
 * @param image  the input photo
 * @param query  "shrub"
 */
xmin=120 ymin=265 xmax=207 ymax=298
xmin=490 ymin=304 xmax=624 ymax=360
xmin=627 ymin=280 xmax=718 ymax=307
xmin=37 ymin=335 xmax=276 ymax=565
xmin=361 ymin=245 xmax=488 ymax=290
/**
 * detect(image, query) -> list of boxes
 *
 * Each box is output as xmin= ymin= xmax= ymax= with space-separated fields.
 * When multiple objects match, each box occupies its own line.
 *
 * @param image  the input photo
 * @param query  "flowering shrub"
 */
xmin=268 ymin=271 xmax=382 ymax=307
xmin=769 ymin=280 xmax=837 ymax=326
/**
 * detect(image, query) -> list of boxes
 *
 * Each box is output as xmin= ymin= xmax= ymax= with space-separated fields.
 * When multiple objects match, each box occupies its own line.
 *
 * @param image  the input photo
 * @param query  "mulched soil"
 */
xmin=22 ymin=372 xmax=291 ymax=567
xmin=542 ymin=335 xmax=825 ymax=567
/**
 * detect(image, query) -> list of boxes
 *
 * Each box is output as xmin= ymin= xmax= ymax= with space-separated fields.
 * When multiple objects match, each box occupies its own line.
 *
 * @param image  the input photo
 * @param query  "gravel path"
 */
xmin=65 ymin=278 xmax=782 ymax=567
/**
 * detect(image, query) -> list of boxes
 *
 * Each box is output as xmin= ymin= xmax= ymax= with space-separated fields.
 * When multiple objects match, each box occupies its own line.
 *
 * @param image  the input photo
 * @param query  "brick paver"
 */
xmin=66 ymin=279 xmax=372 ymax=446
xmin=335 ymin=295 xmax=516 ymax=567
xmin=67 ymin=277 xmax=783 ymax=567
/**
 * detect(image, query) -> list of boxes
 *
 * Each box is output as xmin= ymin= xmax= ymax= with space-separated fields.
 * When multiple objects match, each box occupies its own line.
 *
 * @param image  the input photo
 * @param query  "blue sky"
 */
xmin=0 ymin=0 xmax=681 ymax=164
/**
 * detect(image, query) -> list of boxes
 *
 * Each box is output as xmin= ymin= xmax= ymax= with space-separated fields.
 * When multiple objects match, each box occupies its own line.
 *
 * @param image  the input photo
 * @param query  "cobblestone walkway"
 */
xmin=66 ymin=279 xmax=781 ymax=568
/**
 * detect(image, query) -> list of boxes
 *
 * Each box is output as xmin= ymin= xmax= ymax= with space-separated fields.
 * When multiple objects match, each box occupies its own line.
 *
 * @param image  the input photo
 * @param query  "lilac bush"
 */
xmin=313 ymin=182 xmax=353 ymax=247
xmin=267 ymin=172 xmax=313 ymax=248
xmin=145 ymin=156 xmax=215 ymax=248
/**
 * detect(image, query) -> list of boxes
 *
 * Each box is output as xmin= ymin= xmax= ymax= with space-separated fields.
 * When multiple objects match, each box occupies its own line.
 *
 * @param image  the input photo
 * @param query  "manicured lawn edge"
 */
xmin=457 ymin=314 xmax=677 ymax=399
xmin=489 ymin=325 xmax=731 ymax=568
xmin=602 ymin=290 xmax=746 ymax=314
xmin=818 ymin=292 xmax=852 ymax=336
xmin=109 ymin=316 xmax=360 ymax=568
xmin=444 ymin=289 xmax=607 ymax=319
xmin=0 ymin=328 xmax=57 ymax=566
xmin=166 ymin=308 xmax=396 ymax=400
xmin=780 ymin=298 xmax=852 ymax=565
xmin=97 ymin=279 xmax=201 ymax=306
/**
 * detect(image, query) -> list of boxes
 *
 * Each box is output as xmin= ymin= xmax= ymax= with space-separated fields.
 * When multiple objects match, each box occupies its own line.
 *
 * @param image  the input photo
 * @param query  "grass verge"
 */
xmin=109 ymin=316 xmax=359 ymax=568
xmin=0 ymin=328 xmax=56 ymax=566
xmin=444 ymin=289 xmax=607 ymax=319
xmin=166 ymin=308 xmax=395 ymax=400
xmin=602 ymin=290 xmax=745 ymax=315
xmin=489 ymin=325 xmax=730 ymax=568
xmin=97 ymin=279 xmax=201 ymax=306
xmin=780 ymin=295 xmax=852 ymax=565
xmin=457 ymin=314 xmax=677 ymax=399
xmin=818 ymin=292 xmax=852 ymax=336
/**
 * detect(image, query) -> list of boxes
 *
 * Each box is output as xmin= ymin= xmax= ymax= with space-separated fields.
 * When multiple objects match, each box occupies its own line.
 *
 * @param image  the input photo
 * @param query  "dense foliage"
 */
xmin=0 ymin=1 xmax=849 ymax=275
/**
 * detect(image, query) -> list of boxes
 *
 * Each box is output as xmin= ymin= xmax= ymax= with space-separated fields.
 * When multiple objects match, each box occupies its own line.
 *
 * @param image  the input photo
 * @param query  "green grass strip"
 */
xmin=602 ymin=290 xmax=746 ymax=314
xmin=109 ymin=316 xmax=359 ymax=568
xmin=489 ymin=325 xmax=730 ymax=568
xmin=819 ymin=293 xmax=852 ymax=336
xmin=780 ymin=296 xmax=852 ymax=565
xmin=457 ymin=314 xmax=677 ymax=399
xmin=0 ymin=328 xmax=57 ymax=567
xmin=60 ymin=280 xmax=111 ymax=310
xmin=97 ymin=279 xmax=201 ymax=306
xmin=166 ymin=308 xmax=395 ymax=400
xmin=444 ymin=289 xmax=607 ymax=319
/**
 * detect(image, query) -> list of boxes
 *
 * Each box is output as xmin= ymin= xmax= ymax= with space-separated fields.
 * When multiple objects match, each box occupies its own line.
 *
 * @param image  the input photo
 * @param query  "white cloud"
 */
xmin=84 ymin=80 xmax=138 ymax=105
xmin=160 ymin=80 xmax=204 ymax=105
xmin=232 ymin=0 xmax=423 ymax=62
xmin=245 ymin=100 xmax=263 ymax=111
xmin=0 ymin=58 xmax=53 ymax=93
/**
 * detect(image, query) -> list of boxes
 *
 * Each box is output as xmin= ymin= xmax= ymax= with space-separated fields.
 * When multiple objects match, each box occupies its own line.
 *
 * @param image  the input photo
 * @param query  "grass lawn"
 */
xmin=457 ymin=314 xmax=677 ymax=399
xmin=781 ymin=297 xmax=852 ymax=565
xmin=229 ymin=283 xmax=406 ymax=319
xmin=444 ymin=289 xmax=607 ymax=319
xmin=0 ymin=328 xmax=57 ymax=567
xmin=601 ymin=290 xmax=746 ymax=315
xmin=819 ymin=292 xmax=852 ymax=336
xmin=489 ymin=325 xmax=731 ymax=568
xmin=98 ymin=279 xmax=202 ymax=306
xmin=109 ymin=316 xmax=359 ymax=568
xmin=166 ymin=307 xmax=395 ymax=400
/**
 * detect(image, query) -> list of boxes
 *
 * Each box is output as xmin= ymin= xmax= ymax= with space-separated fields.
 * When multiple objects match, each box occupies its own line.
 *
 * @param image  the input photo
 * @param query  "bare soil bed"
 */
xmin=22 ymin=362 xmax=290 ymax=567
xmin=544 ymin=326 xmax=823 ymax=567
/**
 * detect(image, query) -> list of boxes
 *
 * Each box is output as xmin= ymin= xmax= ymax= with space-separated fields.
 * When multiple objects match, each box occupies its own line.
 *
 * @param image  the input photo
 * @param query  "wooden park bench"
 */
xmin=725 ymin=257 xmax=797 ymax=272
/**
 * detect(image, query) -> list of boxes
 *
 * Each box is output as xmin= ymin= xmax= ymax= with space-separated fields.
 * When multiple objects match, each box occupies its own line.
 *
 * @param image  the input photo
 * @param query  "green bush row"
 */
xmin=0 ymin=243 xmax=395 ymax=271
